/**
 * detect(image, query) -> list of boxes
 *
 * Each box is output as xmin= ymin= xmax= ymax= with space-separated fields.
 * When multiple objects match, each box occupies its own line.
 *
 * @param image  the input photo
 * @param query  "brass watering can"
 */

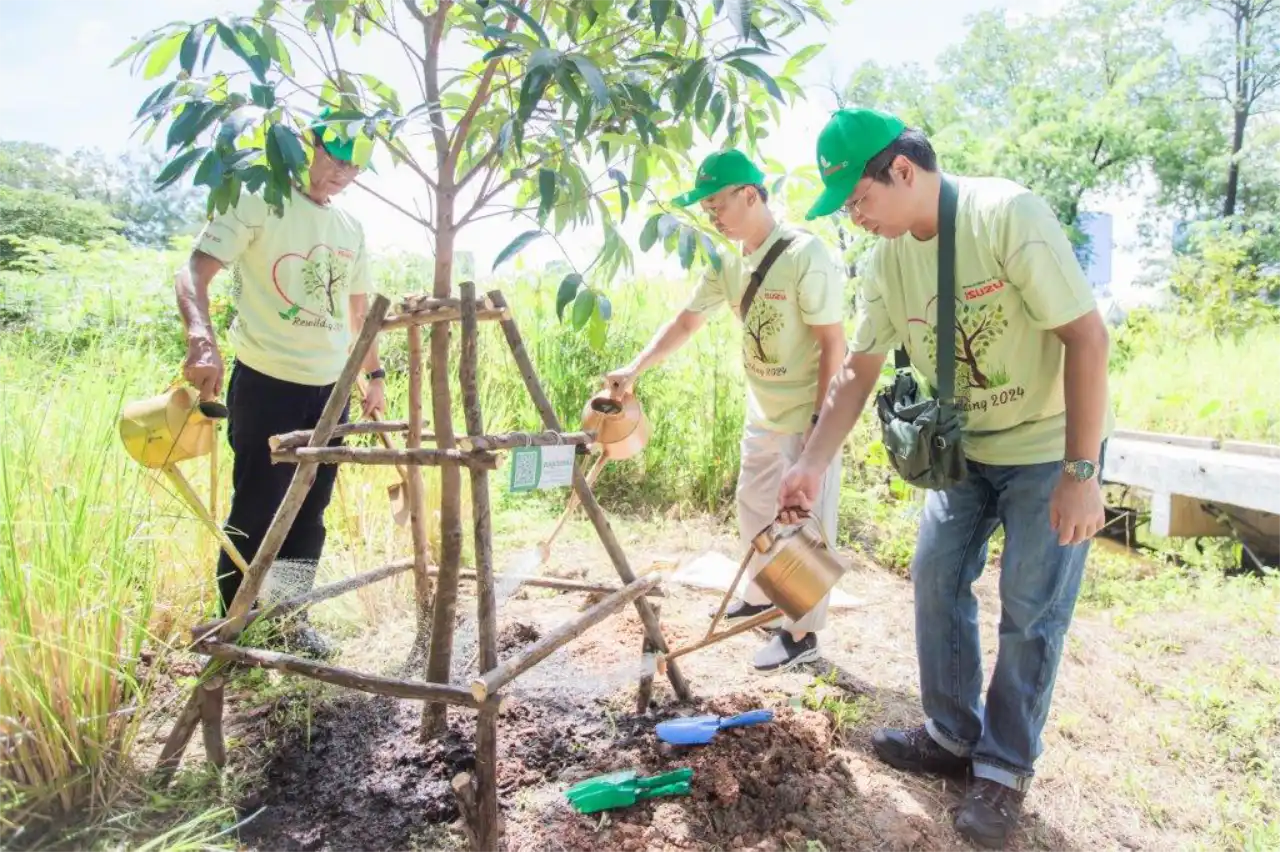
xmin=118 ymin=385 xmax=250 ymax=574
xmin=119 ymin=385 xmax=228 ymax=469
xmin=748 ymin=514 xmax=846 ymax=622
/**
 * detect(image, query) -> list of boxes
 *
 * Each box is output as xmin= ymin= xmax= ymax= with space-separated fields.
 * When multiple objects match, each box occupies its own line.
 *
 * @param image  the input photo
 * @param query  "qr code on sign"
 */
xmin=511 ymin=448 xmax=539 ymax=490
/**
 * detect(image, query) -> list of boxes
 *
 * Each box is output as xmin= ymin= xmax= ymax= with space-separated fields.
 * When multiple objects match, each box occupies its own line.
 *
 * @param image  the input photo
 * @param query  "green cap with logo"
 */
xmin=673 ymin=148 xmax=765 ymax=207
xmin=804 ymin=108 xmax=907 ymax=220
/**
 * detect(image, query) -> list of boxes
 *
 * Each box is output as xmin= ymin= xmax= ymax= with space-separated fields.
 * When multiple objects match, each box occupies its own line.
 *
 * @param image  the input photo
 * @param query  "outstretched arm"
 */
xmin=606 ymin=309 xmax=707 ymax=395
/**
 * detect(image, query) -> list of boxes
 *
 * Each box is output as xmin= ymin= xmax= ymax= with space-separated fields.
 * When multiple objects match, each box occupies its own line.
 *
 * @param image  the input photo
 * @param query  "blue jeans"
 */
xmin=910 ymin=450 xmax=1101 ymax=792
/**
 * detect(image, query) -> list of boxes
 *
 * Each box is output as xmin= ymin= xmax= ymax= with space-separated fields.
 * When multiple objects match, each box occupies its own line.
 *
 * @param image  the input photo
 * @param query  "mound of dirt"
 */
xmin=508 ymin=693 xmax=885 ymax=852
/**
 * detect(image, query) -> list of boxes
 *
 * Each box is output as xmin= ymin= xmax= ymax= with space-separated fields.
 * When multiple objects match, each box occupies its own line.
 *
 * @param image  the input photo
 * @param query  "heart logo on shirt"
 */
xmin=271 ymin=243 xmax=354 ymax=322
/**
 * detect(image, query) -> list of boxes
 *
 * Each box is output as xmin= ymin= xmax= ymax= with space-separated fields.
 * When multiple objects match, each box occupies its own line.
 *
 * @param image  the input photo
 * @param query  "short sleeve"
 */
xmin=684 ymin=264 xmax=727 ymax=315
xmin=796 ymin=239 xmax=846 ymax=326
xmin=849 ymin=247 xmax=899 ymax=355
xmin=194 ymin=192 xmax=267 ymax=265
xmin=998 ymin=191 xmax=1096 ymax=330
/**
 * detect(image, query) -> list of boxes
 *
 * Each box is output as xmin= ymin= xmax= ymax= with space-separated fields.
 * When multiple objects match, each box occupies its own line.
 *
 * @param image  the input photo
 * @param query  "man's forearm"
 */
xmin=175 ymin=259 xmax=216 ymax=342
xmin=813 ymin=336 xmax=846 ymax=415
xmin=800 ymin=352 xmax=884 ymax=469
xmin=1062 ymin=335 xmax=1108 ymax=463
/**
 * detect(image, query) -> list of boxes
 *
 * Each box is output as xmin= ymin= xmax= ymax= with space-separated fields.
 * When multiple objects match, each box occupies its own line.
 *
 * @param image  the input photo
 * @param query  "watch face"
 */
xmin=1067 ymin=460 xmax=1096 ymax=480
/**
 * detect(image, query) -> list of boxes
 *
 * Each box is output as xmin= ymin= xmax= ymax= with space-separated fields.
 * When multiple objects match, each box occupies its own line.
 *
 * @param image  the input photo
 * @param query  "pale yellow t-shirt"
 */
xmin=195 ymin=191 xmax=371 ymax=386
xmin=851 ymin=176 xmax=1114 ymax=465
xmin=685 ymin=223 xmax=846 ymax=434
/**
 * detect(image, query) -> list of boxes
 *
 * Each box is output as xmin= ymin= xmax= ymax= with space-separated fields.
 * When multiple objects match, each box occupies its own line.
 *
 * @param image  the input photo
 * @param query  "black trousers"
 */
xmin=216 ymin=361 xmax=349 ymax=615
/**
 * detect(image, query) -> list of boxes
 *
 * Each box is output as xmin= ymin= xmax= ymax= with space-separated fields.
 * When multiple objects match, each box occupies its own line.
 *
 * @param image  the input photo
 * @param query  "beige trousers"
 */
xmin=736 ymin=422 xmax=842 ymax=633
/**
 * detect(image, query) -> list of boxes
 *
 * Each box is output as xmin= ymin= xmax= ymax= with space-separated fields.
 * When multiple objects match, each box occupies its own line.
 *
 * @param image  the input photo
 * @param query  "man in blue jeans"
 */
xmin=779 ymin=107 xmax=1113 ymax=848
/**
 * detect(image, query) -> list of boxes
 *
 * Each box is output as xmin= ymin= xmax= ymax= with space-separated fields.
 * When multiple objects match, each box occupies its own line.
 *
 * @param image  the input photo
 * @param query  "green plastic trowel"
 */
xmin=565 ymin=767 xmax=693 ymax=814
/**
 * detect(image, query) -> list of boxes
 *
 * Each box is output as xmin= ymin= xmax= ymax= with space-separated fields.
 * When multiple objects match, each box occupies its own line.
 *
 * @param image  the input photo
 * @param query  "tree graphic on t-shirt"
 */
xmin=301 ymin=251 xmax=350 ymax=318
xmin=922 ymin=299 xmax=1008 ymax=390
xmin=743 ymin=300 xmax=783 ymax=364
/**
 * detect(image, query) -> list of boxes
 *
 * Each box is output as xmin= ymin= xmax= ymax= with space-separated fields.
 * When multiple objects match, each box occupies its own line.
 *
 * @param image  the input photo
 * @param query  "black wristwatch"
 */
xmin=366 ymin=368 xmax=386 ymax=381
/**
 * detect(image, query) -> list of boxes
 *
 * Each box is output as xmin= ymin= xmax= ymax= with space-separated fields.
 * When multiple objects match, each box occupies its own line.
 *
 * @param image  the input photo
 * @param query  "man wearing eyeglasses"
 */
xmin=176 ymin=109 xmax=383 ymax=659
xmin=606 ymin=149 xmax=847 ymax=673
xmin=777 ymin=108 xmax=1113 ymax=849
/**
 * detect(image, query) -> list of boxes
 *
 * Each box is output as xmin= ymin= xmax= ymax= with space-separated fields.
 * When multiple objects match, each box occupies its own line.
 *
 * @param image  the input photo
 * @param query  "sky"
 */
xmin=0 ymin=0 xmax=1156 ymax=291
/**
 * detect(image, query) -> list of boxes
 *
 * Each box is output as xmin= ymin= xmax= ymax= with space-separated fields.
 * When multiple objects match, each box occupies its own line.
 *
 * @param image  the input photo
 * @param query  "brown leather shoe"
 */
xmin=955 ymin=778 xmax=1026 ymax=849
xmin=871 ymin=724 xmax=970 ymax=778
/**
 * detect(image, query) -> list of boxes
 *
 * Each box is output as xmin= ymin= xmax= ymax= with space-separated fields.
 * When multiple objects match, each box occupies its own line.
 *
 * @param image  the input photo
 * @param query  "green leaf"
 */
xmin=193 ymin=149 xmax=225 ymax=188
xmin=708 ymin=91 xmax=726 ymax=134
xmin=179 ymin=26 xmax=204 ymax=75
xmin=678 ymin=226 xmax=696 ymax=269
xmin=144 ymin=31 xmax=186 ymax=80
xmin=538 ymin=167 xmax=558 ymax=219
xmin=218 ymin=106 xmax=262 ymax=146
xmin=724 ymin=0 xmax=752 ymax=40
xmin=608 ymin=167 xmax=630 ymax=220
xmin=776 ymin=0 xmax=806 ymax=24
xmin=651 ymin=0 xmax=670 ymax=36
xmin=556 ymin=273 xmax=583 ymax=320
xmin=783 ymin=43 xmax=824 ymax=77
xmin=215 ymin=21 xmax=267 ymax=81
xmin=627 ymin=50 xmax=678 ymax=64
xmin=492 ymin=229 xmax=543 ymax=270
xmin=639 ymin=213 xmax=661 ymax=251
xmin=155 ymin=146 xmax=208 ymax=189
xmin=516 ymin=66 xmax=553 ymax=122
xmin=588 ymin=304 xmax=607 ymax=350
xmin=596 ymin=293 xmax=612 ymax=321
xmin=567 ymin=55 xmax=610 ymax=108
xmin=482 ymin=43 xmax=522 ymax=61
xmin=699 ymin=233 xmax=723 ymax=272
xmin=673 ymin=57 xmax=708 ymax=115
xmin=261 ymin=24 xmax=294 ymax=76
xmin=657 ymin=213 xmax=680 ymax=240
xmin=250 ymin=82 xmax=275 ymax=108
xmin=720 ymin=46 xmax=771 ymax=61
xmin=493 ymin=0 xmax=550 ymax=47
xmin=166 ymin=102 xmax=219 ymax=150
xmin=693 ymin=72 xmax=715 ymax=118
xmin=727 ymin=58 xmax=783 ymax=101
xmin=267 ymin=123 xmax=306 ymax=176
xmin=571 ymin=289 xmax=595 ymax=330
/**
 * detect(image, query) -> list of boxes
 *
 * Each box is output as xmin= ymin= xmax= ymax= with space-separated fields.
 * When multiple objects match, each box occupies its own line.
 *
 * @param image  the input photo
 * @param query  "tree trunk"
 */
xmin=1224 ymin=106 xmax=1247 ymax=218
xmin=424 ymin=204 xmax=462 ymax=740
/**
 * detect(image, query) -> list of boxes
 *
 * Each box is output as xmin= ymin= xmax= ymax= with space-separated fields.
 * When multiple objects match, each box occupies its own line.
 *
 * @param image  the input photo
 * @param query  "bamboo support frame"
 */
xmin=460 ymin=281 xmax=501 ymax=851
xmin=636 ymin=603 xmax=660 ymax=715
xmin=270 ymin=446 xmax=499 ymax=469
xmin=195 ymin=640 xmax=495 ymax=710
xmin=406 ymin=324 xmax=435 ymax=668
xmin=658 ymin=607 xmax=784 ymax=672
xmin=268 ymin=420 xmax=435 ymax=452
xmin=471 ymin=572 xmax=664 ymax=702
xmin=381 ymin=305 xmax=509 ymax=330
xmin=489 ymin=289 xmax=693 ymax=704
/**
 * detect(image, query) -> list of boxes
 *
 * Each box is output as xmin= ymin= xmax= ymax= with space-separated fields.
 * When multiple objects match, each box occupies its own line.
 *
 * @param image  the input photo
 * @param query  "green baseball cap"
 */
xmin=804 ymin=108 xmax=907 ymax=220
xmin=672 ymin=149 xmax=765 ymax=207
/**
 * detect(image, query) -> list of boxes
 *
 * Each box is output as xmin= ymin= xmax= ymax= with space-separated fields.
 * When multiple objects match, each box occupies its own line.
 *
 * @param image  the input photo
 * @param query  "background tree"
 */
xmin=117 ymin=0 xmax=839 ymax=736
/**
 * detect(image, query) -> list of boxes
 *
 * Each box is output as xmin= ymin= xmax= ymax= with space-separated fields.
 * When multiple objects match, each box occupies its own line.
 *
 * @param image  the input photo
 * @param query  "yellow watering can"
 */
xmin=119 ymin=385 xmax=250 ymax=574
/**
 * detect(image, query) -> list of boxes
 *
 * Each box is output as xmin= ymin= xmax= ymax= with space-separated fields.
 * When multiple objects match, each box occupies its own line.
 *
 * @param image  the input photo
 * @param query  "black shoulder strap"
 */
xmin=739 ymin=237 xmax=794 ymax=321
xmin=936 ymin=174 xmax=959 ymax=402
xmin=892 ymin=175 xmax=959 ymax=399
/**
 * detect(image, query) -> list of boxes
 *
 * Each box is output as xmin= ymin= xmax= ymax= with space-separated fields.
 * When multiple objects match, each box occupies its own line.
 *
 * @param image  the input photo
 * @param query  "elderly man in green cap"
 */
xmin=777 ymin=108 xmax=1113 ymax=848
xmin=607 ymin=149 xmax=848 ymax=672
xmin=175 ymin=110 xmax=384 ymax=658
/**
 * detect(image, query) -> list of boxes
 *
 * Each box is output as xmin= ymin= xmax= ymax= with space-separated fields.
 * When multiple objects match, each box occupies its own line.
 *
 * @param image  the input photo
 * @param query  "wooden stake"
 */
xmin=425 ymin=295 xmax=464 ymax=739
xmin=451 ymin=772 xmax=481 ymax=850
xmin=190 ymin=557 xmax=417 ymax=643
xmin=270 ymin=446 xmax=498 ymax=468
xmin=194 ymin=640 xmax=495 ymax=710
xmin=705 ymin=544 xmax=757 ymax=639
xmin=470 ymin=572 xmax=663 ymax=702
xmin=218 ymin=295 xmax=391 ymax=639
xmin=456 ymin=430 xmax=595 ymax=452
xmin=461 ymin=280 xmax=502 ymax=852
xmin=200 ymin=675 xmax=226 ymax=768
xmin=269 ymin=420 xmax=435 ymax=452
xmin=382 ymin=305 xmax=509 ymax=330
xmin=155 ymin=663 xmax=211 ymax=778
xmin=659 ymin=607 xmax=783 ymax=670
xmin=489 ymin=290 xmax=692 ymax=703
xmin=636 ymin=603 xmax=660 ymax=715
xmin=406 ymin=324 xmax=435 ymax=674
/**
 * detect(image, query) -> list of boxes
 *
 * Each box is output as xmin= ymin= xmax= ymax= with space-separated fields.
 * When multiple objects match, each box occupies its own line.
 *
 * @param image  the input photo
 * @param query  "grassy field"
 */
xmin=1 ymin=240 xmax=1278 ymax=848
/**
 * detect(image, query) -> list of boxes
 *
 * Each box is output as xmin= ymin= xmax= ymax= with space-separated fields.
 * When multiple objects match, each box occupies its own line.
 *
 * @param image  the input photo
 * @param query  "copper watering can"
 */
xmin=580 ymin=385 xmax=650 ymax=461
